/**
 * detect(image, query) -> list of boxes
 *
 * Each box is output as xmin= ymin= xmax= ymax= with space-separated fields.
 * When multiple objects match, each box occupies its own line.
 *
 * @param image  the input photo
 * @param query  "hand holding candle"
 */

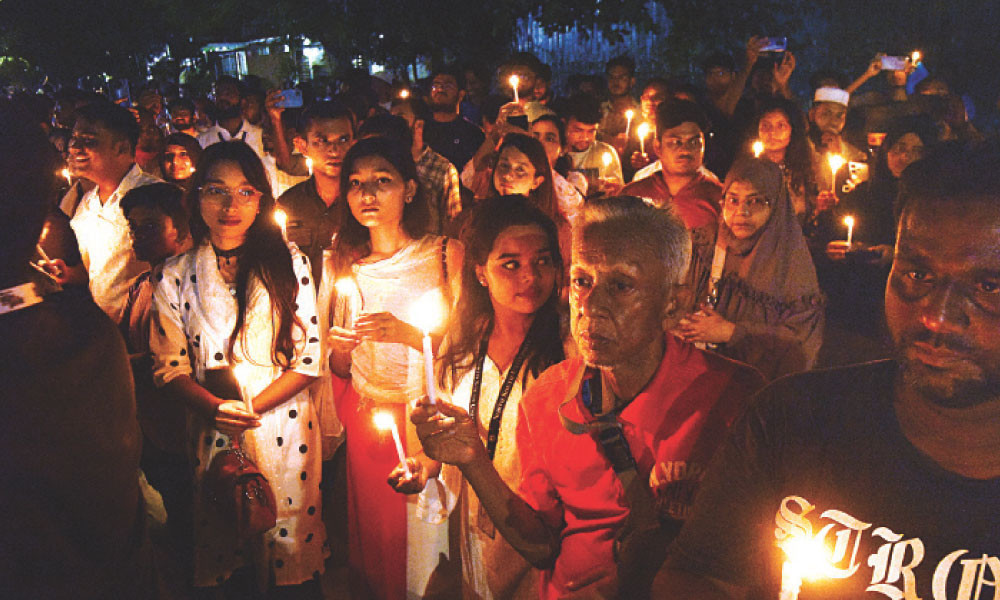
xmin=335 ymin=277 xmax=364 ymax=328
xmin=409 ymin=290 xmax=446 ymax=407
xmin=374 ymin=410 xmax=411 ymax=478
xmin=509 ymin=74 xmax=520 ymax=103
xmin=827 ymin=154 xmax=845 ymax=193
xmin=636 ymin=122 xmax=651 ymax=157
xmin=843 ymin=215 xmax=855 ymax=247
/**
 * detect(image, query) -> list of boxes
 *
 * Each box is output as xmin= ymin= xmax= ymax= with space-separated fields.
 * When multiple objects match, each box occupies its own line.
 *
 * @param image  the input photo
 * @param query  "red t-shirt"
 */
xmin=620 ymin=167 xmax=723 ymax=234
xmin=515 ymin=334 xmax=764 ymax=598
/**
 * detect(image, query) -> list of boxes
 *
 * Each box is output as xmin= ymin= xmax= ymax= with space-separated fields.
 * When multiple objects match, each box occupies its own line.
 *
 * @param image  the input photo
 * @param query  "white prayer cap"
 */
xmin=813 ymin=86 xmax=850 ymax=107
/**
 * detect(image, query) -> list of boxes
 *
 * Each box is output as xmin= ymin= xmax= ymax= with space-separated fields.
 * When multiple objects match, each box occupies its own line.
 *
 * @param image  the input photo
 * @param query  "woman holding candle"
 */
xmin=319 ymin=136 xmax=463 ymax=599
xmin=149 ymin=141 xmax=326 ymax=597
xmin=390 ymin=196 xmax=566 ymax=599
xmin=752 ymin=98 xmax=820 ymax=223
xmin=676 ymin=157 xmax=824 ymax=381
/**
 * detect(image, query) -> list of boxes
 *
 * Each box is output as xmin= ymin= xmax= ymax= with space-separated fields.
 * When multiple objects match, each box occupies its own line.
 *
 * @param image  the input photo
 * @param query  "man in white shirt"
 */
xmin=197 ymin=76 xmax=264 ymax=159
xmin=563 ymin=94 xmax=623 ymax=197
xmin=67 ymin=102 xmax=161 ymax=321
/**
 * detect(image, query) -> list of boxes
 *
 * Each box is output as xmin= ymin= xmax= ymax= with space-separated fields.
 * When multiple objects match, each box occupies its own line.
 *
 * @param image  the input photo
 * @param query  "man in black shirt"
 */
xmin=660 ymin=146 xmax=1000 ymax=599
xmin=423 ymin=66 xmax=485 ymax=172
xmin=276 ymin=101 xmax=355 ymax=283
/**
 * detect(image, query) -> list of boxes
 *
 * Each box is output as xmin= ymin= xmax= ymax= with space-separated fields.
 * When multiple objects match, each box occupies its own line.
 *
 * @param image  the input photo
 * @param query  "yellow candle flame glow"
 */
xmin=274 ymin=208 xmax=287 ymax=230
xmin=305 ymin=157 xmax=314 ymax=176
xmin=399 ymin=88 xmax=410 ymax=99
xmin=409 ymin=289 xmax=446 ymax=335
xmin=60 ymin=167 xmax=72 ymax=184
xmin=335 ymin=277 xmax=358 ymax=297
xmin=911 ymin=50 xmax=921 ymax=63
xmin=752 ymin=140 xmax=764 ymax=158
xmin=636 ymin=122 xmax=650 ymax=140
xmin=827 ymin=154 xmax=846 ymax=173
xmin=602 ymin=151 xmax=613 ymax=168
xmin=373 ymin=410 xmax=395 ymax=431
xmin=780 ymin=535 xmax=832 ymax=581
xmin=508 ymin=74 xmax=519 ymax=89
xmin=625 ymin=108 xmax=634 ymax=121
xmin=843 ymin=215 xmax=855 ymax=228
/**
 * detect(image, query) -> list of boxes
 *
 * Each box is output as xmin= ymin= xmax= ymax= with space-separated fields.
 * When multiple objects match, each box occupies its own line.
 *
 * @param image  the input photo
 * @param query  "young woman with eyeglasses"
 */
xmin=675 ymin=157 xmax=824 ymax=380
xmin=149 ymin=141 xmax=326 ymax=598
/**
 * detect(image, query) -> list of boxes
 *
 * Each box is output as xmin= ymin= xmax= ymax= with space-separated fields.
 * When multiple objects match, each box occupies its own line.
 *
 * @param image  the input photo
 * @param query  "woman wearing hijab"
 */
xmin=676 ymin=157 xmax=824 ymax=381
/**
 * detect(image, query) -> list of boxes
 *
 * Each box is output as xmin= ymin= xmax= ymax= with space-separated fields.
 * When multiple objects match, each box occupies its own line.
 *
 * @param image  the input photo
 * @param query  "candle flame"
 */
xmin=636 ymin=122 xmax=651 ymax=140
xmin=373 ymin=410 xmax=395 ymax=431
xmin=911 ymin=50 xmax=921 ymax=63
xmin=409 ymin=289 xmax=446 ymax=335
xmin=305 ymin=157 xmax=314 ymax=175
xmin=508 ymin=74 xmax=519 ymax=89
xmin=274 ymin=208 xmax=287 ymax=229
xmin=843 ymin=215 xmax=855 ymax=228
xmin=752 ymin=140 xmax=764 ymax=158
xmin=602 ymin=151 xmax=613 ymax=168
xmin=232 ymin=362 xmax=253 ymax=388
xmin=780 ymin=535 xmax=831 ymax=581
xmin=625 ymin=108 xmax=635 ymax=120
xmin=827 ymin=154 xmax=846 ymax=173
xmin=335 ymin=277 xmax=359 ymax=297
xmin=61 ymin=167 xmax=71 ymax=180
xmin=398 ymin=88 xmax=410 ymax=99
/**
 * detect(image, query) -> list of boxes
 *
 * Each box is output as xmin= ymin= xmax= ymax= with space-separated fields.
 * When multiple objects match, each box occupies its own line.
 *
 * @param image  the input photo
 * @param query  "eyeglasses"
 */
xmin=723 ymin=195 xmax=771 ymax=213
xmin=199 ymin=184 xmax=262 ymax=206
xmin=660 ymin=136 xmax=704 ymax=152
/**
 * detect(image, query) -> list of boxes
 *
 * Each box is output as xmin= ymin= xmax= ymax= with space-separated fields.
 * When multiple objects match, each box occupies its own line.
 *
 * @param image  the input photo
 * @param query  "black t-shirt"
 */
xmin=423 ymin=117 xmax=485 ymax=172
xmin=276 ymin=176 xmax=339 ymax=283
xmin=667 ymin=360 xmax=1000 ymax=599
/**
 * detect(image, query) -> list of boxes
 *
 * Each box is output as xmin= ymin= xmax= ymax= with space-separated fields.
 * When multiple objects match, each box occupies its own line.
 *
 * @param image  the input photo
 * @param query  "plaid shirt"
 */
xmin=417 ymin=146 xmax=462 ymax=234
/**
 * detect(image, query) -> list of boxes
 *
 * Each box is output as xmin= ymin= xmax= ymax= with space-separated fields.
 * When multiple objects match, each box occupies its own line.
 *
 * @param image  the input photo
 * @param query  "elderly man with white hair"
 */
xmin=412 ymin=196 xmax=763 ymax=599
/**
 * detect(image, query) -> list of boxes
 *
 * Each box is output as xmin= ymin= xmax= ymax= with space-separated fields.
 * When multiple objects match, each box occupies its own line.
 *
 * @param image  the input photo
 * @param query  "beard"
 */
xmin=215 ymin=104 xmax=242 ymax=121
xmin=894 ymin=331 xmax=1000 ymax=409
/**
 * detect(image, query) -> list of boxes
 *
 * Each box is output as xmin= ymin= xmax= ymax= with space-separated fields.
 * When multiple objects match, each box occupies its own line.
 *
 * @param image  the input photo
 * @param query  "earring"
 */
xmin=479 ymin=278 xmax=487 ymax=287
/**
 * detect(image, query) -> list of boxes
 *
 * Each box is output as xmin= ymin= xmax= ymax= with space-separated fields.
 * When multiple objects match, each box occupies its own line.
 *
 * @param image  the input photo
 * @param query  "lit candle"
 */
xmin=60 ymin=168 xmax=72 ymax=186
xmin=335 ymin=277 xmax=363 ymax=328
xmin=232 ymin=362 xmax=255 ymax=414
xmin=636 ymin=122 xmax=651 ymax=156
xmin=305 ymin=157 xmax=314 ymax=177
xmin=911 ymin=50 xmax=921 ymax=64
xmin=827 ymin=154 xmax=846 ymax=193
xmin=778 ymin=535 xmax=830 ymax=600
xmin=624 ymin=108 xmax=635 ymax=138
xmin=509 ymin=74 xmax=520 ymax=103
xmin=601 ymin=151 xmax=613 ymax=178
xmin=274 ymin=208 xmax=288 ymax=241
xmin=398 ymin=88 xmax=410 ymax=99
xmin=753 ymin=140 xmax=764 ymax=158
xmin=374 ymin=410 xmax=411 ymax=477
xmin=844 ymin=215 xmax=855 ymax=247
xmin=409 ymin=290 xmax=446 ymax=406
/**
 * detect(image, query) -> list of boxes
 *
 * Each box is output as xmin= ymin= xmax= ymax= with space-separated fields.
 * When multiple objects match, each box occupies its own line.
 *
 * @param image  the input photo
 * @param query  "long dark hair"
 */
xmin=329 ymin=136 xmax=430 ymax=281
xmin=185 ymin=141 xmax=303 ymax=368
xmin=489 ymin=133 xmax=561 ymax=224
xmin=439 ymin=195 xmax=564 ymax=390
xmin=755 ymin=97 xmax=815 ymax=197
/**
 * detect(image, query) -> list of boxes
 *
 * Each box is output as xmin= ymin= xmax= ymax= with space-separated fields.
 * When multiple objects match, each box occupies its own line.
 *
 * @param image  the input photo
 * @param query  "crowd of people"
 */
xmin=2 ymin=38 xmax=1000 ymax=600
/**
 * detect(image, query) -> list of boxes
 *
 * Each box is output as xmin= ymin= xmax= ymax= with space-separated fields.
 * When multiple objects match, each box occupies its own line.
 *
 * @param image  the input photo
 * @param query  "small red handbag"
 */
xmin=203 ymin=443 xmax=277 ymax=540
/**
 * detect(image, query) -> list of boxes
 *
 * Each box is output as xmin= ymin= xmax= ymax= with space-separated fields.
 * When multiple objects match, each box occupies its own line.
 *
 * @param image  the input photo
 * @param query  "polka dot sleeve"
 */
xmin=288 ymin=243 xmax=321 ymax=378
xmin=150 ymin=259 xmax=193 ymax=387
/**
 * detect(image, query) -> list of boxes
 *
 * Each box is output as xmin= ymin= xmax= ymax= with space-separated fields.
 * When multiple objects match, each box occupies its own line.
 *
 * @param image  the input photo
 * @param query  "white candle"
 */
xmin=827 ymin=154 xmax=845 ymax=193
xmin=374 ymin=411 xmax=411 ymax=477
xmin=335 ymin=277 xmax=363 ymax=328
xmin=779 ymin=560 xmax=802 ymax=600
xmin=624 ymin=109 xmax=635 ymax=138
xmin=305 ymin=157 xmax=313 ymax=177
xmin=274 ymin=208 xmax=288 ymax=241
xmin=844 ymin=215 xmax=855 ymax=247
xmin=409 ymin=290 xmax=446 ymax=406
xmin=232 ymin=362 xmax=254 ymax=414
xmin=753 ymin=140 xmax=764 ymax=158
xmin=509 ymin=75 xmax=520 ymax=103
xmin=637 ymin=122 xmax=650 ymax=156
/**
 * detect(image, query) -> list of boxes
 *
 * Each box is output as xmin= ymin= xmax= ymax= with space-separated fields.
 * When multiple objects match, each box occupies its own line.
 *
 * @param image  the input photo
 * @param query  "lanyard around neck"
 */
xmin=469 ymin=326 xmax=532 ymax=461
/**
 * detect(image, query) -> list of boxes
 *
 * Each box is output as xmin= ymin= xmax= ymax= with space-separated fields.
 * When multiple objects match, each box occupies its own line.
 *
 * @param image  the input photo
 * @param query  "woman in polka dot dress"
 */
xmin=150 ymin=142 xmax=326 ymax=597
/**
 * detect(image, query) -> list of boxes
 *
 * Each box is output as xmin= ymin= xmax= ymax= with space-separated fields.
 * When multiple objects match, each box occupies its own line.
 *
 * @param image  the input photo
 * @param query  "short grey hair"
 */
xmin=577 ymin=195 xmax=692 ymax=285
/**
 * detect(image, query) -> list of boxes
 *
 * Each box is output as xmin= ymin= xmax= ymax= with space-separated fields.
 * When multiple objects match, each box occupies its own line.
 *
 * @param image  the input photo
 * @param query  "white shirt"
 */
xmin=567 ymin=140 xmax=624 ymax=185
xmin=197 ymin=120 xmax=265 ymax=159
xmin=69 ymin=163 xmax=161 ymax=321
